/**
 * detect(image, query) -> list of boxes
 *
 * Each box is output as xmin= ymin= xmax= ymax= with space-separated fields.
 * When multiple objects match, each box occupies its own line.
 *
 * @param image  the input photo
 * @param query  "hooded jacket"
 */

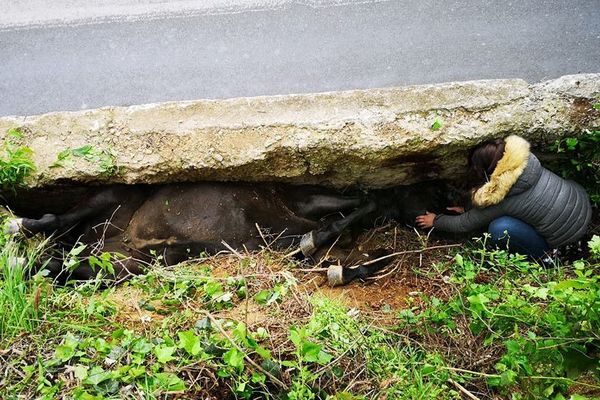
xmin=434 ymin=135 xmax=592 ymax=248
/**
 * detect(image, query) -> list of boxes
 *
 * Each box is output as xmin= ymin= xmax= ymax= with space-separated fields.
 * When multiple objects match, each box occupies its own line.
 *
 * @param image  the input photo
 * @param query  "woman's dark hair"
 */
xmin=468 ymin=138 xmax=505 ymax=185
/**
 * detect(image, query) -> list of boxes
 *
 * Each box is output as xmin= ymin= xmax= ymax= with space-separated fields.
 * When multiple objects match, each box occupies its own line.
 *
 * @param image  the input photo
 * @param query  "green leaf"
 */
xmin=131 ymin=338 xmax=153 ymax=355
xmin=543 ymin=384 xmax=555 ymax=397
xmin=223 ymin=348 xmax=245 ymax=372
xmin=431 ymin=118 xmax=442 ymax=131
xmin=565 ymin=137 xmax=578 ymax=150
xmin=421 ymin=364 xmax=436 ymax=375
xmin=254 ymin=290 xmax=270 ymax=304
xmin=178 ymin=330 xmax=201 ymax=356
xmin=317 ymin=350 xmax=334 ymax=365
xmin=84 ymin=366 xmax=112 ymax=386
xmin=588 ymin=235 xmax=600 ymax=256
xmin=254 ymin=345 xmax=271 ymax=360
xmin=70 ymin=244 xmax=87 ymax=256
xmin=71 ymin=145 xmax=94 ymax=157
xmin=454 ymin=253 xmax=463 ymax=267
xmin=155 ymin=372 xmax=186 ymax=393
xmin=128 ymin=366 xmax=146 ymax=379
xmin=251 ymin=372 xmax=266 ymax=384
xmin=54 ymin=345 xmax=76 ymax=362
xmin=73 ymin=365 xmax=89 ymax=381
xmin=7 ymin=127 xmax=23 ymax=139
xmin=204 ymin=280 xmax=223 ymax=297
xmin=301 ymin=340 xmax=322 ymax=362
xmin=154 ymin=345 xmax=176 ymax=363
xmin=499 ymin=369 xmax=518 ymax=386
xmin=73 ymin=390 xmax=103 ymax=400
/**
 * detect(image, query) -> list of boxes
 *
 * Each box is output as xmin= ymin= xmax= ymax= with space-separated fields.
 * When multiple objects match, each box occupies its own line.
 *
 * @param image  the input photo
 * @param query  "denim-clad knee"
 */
xmin=488 ymin=216 xmax=549 ymax=259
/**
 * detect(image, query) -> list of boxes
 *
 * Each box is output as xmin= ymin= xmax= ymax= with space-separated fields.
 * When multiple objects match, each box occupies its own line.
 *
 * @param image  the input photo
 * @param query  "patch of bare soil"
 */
xmin=103 ymin=286 xmax=167 ymax=331
xmin=300 ymin=224 xmax=458 ymax=316
xmin=100 ymin=223 xmax=459 ymax=332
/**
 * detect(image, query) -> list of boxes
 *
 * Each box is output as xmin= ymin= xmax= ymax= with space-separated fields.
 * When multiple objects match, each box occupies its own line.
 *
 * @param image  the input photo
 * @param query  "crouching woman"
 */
xmin=416 ymin=135 xmax=592 ymax=259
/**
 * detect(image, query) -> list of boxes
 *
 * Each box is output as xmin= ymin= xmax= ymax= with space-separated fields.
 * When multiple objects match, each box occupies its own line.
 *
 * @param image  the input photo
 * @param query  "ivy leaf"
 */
xmin=73 ymin=365 xmax=89 ymax=381
xmin=155 ymin=372 xmax=186 ymax=393
xmin=154 ymin=345 xmax=176 ymax=363
xmin=178 ymin=330 xmax=201 ymax=356
xmin=131 ymin=338 xmax=153 ymax=355
xmin=54 ymin=344 xmax=76 ymax=362
xmin=254 ymin=290 xmax=270 ymax=304
xmin=84 ymin=366 xmax=112 ymax=386
xmin=223 ymin=348 xmax=245 ymax=372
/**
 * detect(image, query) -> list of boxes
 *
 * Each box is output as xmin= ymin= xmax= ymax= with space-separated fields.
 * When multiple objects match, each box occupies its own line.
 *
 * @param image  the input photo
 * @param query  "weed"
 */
xmin=0 ymin=128 xmax=35 ymax=191
xmin=549 ymin=129 xmax=600 ymax=207
xmin=51 ymin=144 xmax=118 ymax=177
xmin=0 ymin=234 xmax=50 ymax=341
xmin=0 ymin=225 xmax=598 ymax=399
xmin=403 ymin=238 xmax=600 ymax=399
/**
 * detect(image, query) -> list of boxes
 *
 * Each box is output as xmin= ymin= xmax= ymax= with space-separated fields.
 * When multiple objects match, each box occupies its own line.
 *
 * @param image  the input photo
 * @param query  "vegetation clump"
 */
xmin=549 ymin=129 xmax=600 ymax=207
xmin=0 ymin=225 xmax=598 ymax=399
xmin=0 ymin=128 xmax=35 ymax=191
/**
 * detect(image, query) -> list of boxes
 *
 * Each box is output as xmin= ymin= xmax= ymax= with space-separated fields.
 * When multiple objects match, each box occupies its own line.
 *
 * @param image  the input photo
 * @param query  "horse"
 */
xmin=5 ymin=181 xmax=448 ymax=284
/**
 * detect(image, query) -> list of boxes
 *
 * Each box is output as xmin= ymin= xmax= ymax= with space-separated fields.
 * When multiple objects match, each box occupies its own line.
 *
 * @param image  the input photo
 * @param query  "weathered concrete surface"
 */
xmin=1 ymin=74 xmax=599 ymax=189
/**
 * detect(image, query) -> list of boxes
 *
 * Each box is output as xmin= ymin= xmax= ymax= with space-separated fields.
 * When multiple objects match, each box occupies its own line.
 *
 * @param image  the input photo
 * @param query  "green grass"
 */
xmin=0 ymin=235 xmax=49 ymax=340
xmin=0 ymin=234 xmax=598 ymax=399
xmin=0 ymin=128 xmax=35 ymax=190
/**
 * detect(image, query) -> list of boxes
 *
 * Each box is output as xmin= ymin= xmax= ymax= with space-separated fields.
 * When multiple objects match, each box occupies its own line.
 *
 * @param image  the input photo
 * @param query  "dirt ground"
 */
xmin=102 ymin=222 xmax=461 ymax=334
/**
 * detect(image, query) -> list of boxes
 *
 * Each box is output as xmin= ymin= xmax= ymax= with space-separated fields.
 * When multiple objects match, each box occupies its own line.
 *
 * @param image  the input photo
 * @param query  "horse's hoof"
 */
xmin=327 ymin=264 xmax=344 ymax=287
xmin=300 ymin=231 xmax=317 ymax=256
xmin=5 ymin=218 xmax=23 ymax=235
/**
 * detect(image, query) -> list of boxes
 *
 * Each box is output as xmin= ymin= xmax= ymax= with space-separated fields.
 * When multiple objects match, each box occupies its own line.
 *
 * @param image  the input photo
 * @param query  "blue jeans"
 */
xmin=488 ymin=216 xmax=550 ymax=259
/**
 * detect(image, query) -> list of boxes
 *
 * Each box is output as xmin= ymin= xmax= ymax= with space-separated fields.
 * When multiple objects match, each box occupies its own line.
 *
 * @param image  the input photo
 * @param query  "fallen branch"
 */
xmin=221 ymin=240 xmax=244 ymax=259
xmin=359 ymin=243 xmax=462 ymax=267
xmin=448 ymin=379 xmax=481 ymax=400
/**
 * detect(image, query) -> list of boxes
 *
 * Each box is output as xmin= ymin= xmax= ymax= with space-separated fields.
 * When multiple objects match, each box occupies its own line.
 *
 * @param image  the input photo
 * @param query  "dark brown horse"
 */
xmin=6 ymin=181 xmax=448 ymax=283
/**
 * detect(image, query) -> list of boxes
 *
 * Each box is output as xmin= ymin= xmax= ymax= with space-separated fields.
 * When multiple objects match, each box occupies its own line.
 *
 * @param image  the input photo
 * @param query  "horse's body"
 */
xmin=7 ymin=181 xmax=448 ymax=283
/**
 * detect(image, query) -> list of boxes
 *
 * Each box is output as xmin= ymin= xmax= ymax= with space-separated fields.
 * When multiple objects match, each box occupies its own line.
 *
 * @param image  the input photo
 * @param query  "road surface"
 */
xmin=0 ymin=0 xmax=598 ymax=116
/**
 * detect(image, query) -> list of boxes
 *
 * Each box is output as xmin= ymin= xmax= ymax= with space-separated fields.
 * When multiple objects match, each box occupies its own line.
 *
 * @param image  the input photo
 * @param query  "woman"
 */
xmin=415 ymin=135 xmax=592 ymax=258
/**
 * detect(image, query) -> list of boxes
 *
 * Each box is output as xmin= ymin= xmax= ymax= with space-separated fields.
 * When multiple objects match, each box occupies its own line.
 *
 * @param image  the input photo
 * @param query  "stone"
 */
xmin=0 ymin=74 xmax=598 ymax=190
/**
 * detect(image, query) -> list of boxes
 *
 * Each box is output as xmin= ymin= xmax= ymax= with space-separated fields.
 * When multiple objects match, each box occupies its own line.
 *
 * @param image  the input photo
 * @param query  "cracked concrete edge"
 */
xmin=0 ymin=73 xmax=598 ymax=190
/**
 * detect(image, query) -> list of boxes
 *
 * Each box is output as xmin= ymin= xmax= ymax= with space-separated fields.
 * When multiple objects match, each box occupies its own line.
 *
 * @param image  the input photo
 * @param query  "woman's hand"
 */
xmin=415 ymin=212 xmax=437 ymax=229
xmin=446 ymin=206 xmax=465 ymax=214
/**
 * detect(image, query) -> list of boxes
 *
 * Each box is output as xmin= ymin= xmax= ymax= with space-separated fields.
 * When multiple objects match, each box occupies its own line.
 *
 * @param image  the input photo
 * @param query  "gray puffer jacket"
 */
xmin=434 ymin=135 xmax=592 ymax=248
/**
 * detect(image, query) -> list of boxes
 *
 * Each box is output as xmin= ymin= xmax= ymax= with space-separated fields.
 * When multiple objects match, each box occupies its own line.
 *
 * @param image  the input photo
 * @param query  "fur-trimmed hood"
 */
xmin=472 ymin=135 xmax=531 ymax=208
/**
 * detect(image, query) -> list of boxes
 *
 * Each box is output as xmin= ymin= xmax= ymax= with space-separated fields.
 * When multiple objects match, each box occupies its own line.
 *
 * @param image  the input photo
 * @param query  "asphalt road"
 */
xmin=0 ymin=0 xmax=599 ymax=117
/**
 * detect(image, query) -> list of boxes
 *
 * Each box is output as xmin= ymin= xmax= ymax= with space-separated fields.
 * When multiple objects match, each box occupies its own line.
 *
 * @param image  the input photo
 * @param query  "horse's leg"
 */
xmin=300 ymin=201 xmax=377 ymax=256
xmin=295 ymin=195 xmax=363 ymax=218
xmin=7 ymin=187 xmax=124 ymax=236
xmin=327 ymin=259 xmax=389 ymax=286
